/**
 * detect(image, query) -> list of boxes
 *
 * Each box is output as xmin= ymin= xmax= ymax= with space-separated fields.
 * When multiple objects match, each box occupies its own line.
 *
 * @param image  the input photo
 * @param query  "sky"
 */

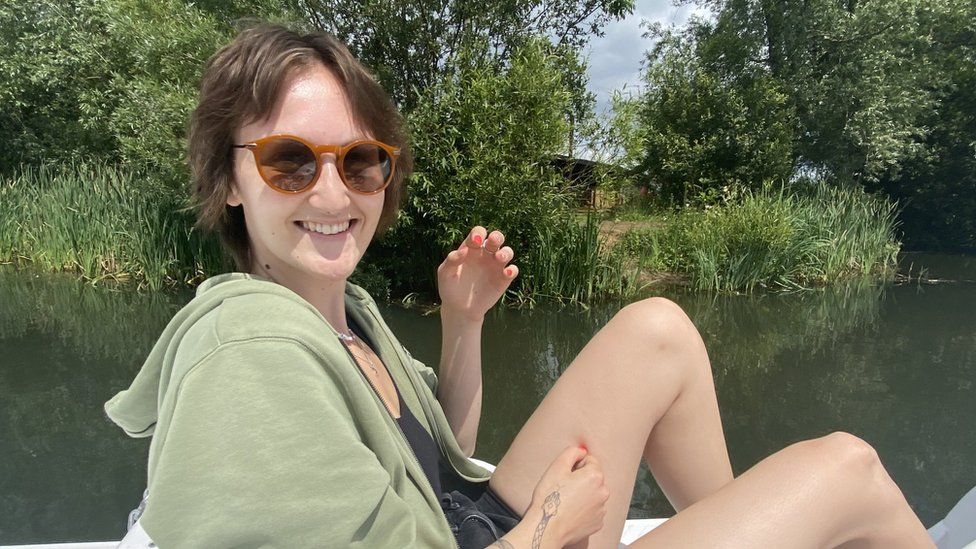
xmin=583 ymin=0 xmax=708 ymax=116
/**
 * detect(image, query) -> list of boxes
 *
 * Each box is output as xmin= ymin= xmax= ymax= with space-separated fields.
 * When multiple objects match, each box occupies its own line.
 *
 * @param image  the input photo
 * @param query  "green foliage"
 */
xmin=625 ymin=30 xmax=796 ymax=205
xmin=617 ymin=183 xmax=901 ymax=292
xmin=0 ymin=163 xmax=227 ymax=289
xmin=688 ymin=0 xmax=941 ymax=185
xmin=604 ymin=90 xmax=645 ymax=172
xmin=0 ymin=0 xmax=231 ymax=186
xmin=302 ymin=0 xmax=633 ymax=110
xmin=615 ymin=0 xmax=972 ymax=248
xmin=517 ymin=214 xmax=644 ymax=304
xmin=372 ymin=39 xmax=580 ymax=296
xmin=874 ymin=0 xmax=976 ymax=249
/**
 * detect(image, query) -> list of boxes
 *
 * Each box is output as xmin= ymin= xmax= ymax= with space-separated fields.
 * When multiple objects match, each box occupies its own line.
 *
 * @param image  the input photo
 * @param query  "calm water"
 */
xmin=1 ymin=254 xmax=974 ymax=543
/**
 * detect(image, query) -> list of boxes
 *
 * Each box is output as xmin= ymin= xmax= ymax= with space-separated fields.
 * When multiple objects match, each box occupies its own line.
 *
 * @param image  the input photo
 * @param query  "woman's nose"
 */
xmin=306 ymin=157 xmax=350 ymax=208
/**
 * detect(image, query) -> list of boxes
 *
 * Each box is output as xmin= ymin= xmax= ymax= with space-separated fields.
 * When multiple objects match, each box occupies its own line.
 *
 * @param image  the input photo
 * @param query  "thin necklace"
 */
xmin=338 ymin=329 xmax=379 ymax=375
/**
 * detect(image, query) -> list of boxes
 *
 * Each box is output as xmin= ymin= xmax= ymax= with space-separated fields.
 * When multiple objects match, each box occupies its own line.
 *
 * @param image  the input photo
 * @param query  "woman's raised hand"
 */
xmin=436 ymin=226 xmax=518 ymax=322
xmin=526 ymin=446 xmax=610 ymax=548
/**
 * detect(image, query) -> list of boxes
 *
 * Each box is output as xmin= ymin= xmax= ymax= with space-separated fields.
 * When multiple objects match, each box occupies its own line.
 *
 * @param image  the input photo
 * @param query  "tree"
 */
xmin=369 ymin=39 xmax=577 ymax=294
xmin=622 ymin=26 xmax=795 ymax=205
xmin=678 ymin=0 xmax=942 ymax=185
xmin=0 ymin=0 xmax=230 ymax=186
xmin=874 ymin=0 xmax=976 ymax=249
xmin=296 ymin=0 xmax=633 ymax=110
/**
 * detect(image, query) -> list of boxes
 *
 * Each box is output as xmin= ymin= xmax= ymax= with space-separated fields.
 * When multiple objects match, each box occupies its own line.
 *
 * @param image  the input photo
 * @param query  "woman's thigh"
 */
xmin=628 ymin=433 xmax=931 ymax=548
xmin=488 ymin=297 xmax=730 ymax=547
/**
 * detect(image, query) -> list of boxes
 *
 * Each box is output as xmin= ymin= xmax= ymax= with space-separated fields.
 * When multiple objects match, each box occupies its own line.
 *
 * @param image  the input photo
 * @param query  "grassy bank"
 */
xmin=0 ymin=164 xmax=640 ymax=303
xmin=1 ymin=164 xmax=900 ymax=300
xmin=0 ymin=164 xmax=225 ymax=290
xmin=615 ymin=184 xmax=901 ymax=292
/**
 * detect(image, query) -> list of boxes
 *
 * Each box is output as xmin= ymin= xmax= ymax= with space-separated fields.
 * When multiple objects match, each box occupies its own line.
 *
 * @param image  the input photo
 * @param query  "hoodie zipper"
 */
xmin=338 ymin=337 xmax=461 ymax=549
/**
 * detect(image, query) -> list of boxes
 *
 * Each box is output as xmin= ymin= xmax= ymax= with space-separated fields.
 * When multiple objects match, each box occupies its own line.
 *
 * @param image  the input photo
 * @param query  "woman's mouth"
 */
xmin=296 ymin=219 xmax=355 ymax=236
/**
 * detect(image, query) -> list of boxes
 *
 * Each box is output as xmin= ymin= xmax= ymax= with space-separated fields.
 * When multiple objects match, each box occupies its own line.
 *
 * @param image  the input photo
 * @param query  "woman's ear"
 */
xmin=226 ymin=183 xmax=243 ymax=207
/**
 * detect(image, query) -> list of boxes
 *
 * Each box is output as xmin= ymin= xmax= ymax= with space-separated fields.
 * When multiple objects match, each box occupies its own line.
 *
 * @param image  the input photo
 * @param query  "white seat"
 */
xmin=929 ymin=484 xmax=976 ymax=549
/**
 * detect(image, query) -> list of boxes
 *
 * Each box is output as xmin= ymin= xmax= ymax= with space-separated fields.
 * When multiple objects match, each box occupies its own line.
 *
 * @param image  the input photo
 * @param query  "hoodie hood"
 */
xmin=104 ymin=273 xmax=348 ymax=437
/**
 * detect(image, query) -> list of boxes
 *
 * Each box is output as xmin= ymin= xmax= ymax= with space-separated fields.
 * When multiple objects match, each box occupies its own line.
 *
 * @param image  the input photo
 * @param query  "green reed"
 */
xmin=517 ymin=214 xmax=644 ymax=305
xmin=617 ymin=183 xmax=901 ymax=292
xmin=0 ymin=163 xmax=226 ymax=290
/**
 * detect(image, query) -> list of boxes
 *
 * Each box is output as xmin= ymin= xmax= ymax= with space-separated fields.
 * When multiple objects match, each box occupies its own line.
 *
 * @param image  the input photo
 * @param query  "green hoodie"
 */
xmin=105 ymin=273 xmax=491 ymax=548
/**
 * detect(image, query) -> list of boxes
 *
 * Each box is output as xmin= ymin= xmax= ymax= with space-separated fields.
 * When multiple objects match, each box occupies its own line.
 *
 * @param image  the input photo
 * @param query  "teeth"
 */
xmin=300 ymin=220 xmax=350 ymax=235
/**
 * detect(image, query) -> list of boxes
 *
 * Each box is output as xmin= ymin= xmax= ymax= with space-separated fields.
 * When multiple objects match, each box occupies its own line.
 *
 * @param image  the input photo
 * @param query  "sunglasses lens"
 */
xmin=257 ymin=138 xmax=317 ymax=192
xmin=342 ymin=143 xmax=393 ymax=193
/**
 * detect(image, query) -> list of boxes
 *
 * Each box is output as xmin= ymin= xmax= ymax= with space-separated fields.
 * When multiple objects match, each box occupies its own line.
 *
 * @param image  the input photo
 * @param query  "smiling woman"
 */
xmin=225 ymin=66 xmax=390 ymax=298
xmin=100 ymin=22 xmax=934 ymax=549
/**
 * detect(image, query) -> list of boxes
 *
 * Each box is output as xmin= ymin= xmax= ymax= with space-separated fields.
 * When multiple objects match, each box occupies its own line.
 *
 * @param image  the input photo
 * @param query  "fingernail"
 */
xmin=505 ymin=267 xmax=513 ymax=277
xmin=473 ymin=235 xmax=483 ymax=245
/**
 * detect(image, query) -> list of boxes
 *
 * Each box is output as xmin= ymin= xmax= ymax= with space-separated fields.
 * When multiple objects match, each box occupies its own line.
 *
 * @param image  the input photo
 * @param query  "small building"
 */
xmin=550 ymin=155 xmax=624 ymax=210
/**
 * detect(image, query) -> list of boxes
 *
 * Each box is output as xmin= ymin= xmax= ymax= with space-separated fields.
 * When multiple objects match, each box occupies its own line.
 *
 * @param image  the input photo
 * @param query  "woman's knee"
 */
xmin=815 ymin=432 xmax=882 ymax=470
xmin=806 ymin=432 xmax=899 ymax=496
xmin=611 ymin=297 xmax=710 ymax=373
xmin=615 ymin=297 xmax=695 ymax=344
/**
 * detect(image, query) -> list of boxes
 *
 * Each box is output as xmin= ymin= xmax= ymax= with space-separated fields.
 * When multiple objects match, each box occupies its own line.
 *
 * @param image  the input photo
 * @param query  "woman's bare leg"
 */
xmin=629 ymin=432 xmax=932 ymax=548
xmin=487 ymin=298 xmax=930 ymax=548
xmin=489 ymin=297 xmax=734 ymax=547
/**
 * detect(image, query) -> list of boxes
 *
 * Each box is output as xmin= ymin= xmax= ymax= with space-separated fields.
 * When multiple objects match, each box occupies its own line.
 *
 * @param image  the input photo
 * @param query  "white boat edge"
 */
xmin=0 ymin=520 xmax=669 ymax=549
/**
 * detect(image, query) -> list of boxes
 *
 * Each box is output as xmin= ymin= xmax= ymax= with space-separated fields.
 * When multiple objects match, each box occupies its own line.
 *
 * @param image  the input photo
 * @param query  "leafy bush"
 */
xmin=371 ymin=39 xmax=582 ymax=296
xmin=618 ymin=31 xmax=796 ymax=206
xmin=0 ymin=0 xmax=230 ymax=187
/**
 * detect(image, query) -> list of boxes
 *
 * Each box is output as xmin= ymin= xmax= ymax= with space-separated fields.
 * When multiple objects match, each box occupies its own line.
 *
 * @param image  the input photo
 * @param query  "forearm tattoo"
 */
xmin=532 ymin=489 xmax=561 ymax=549
xmin=489 ymin=540 xmax=515 ymax=549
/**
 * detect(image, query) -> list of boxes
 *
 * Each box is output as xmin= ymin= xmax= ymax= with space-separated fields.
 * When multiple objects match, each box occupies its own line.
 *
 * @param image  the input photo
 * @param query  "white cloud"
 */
xmin=584 ymin=0 xmax=704 ymax=116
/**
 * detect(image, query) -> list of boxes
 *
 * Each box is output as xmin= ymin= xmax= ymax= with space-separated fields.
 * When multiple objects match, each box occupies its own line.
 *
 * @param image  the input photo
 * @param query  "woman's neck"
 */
xmin=250 ymin=263 xmax=350 ymax=333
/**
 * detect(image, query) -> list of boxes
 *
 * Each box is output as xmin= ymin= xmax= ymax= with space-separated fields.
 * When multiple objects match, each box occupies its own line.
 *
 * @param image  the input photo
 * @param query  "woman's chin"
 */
xmin=302 ymin=257 xmax=359 ymax=283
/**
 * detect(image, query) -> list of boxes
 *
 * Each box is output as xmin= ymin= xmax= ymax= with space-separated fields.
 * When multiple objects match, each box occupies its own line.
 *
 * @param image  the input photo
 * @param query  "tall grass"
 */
xmin=0 ymin=163 xmax=225 ymax=289
xmin=618 ymin=183 xmax=901 ymax=292
xmin=517 ymin=214 xmax=644 ymax=304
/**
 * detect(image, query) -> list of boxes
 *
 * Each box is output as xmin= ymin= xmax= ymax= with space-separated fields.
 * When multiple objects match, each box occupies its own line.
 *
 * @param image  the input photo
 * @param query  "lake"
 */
xmin=1 ymin=253 xmax=974 ymax=544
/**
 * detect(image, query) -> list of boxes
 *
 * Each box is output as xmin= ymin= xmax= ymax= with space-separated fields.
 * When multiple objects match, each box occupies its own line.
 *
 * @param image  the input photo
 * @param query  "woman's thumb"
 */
xmin=552 ymin=445 xmax=588 ymax=472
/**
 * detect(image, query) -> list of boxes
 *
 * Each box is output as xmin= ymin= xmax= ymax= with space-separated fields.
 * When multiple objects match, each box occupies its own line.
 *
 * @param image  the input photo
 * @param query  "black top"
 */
xmin=347 ymin=317 xmax=443 ymax=496
xmin=395 ymin=386 xmax=443 ymax=496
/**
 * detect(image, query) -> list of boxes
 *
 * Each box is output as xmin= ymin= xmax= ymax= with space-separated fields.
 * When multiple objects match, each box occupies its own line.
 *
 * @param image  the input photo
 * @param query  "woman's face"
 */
xmin=228 ymin=63 xmax=384 ymax=288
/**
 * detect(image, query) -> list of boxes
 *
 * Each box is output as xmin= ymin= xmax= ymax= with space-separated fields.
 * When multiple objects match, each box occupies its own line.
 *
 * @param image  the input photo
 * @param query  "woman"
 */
xmin=106 ymin=24 xmax=933 ymax=548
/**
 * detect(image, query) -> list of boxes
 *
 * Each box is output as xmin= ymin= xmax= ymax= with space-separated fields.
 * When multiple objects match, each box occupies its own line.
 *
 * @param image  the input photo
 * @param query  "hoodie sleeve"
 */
xmin=411 ymin=356 xmax=439 ymax=395
xmin=140 ymin=339 xmax=431 ymax=548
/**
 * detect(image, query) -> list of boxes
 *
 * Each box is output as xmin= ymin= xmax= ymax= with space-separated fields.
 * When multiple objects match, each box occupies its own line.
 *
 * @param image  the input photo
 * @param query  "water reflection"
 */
xmin=0 ymin=269 xmax=193 ymax=543
xmin=1 ymin=265 xmax=974 ymax=543
xmin=385 ymin=280 xmax=976 ymax=523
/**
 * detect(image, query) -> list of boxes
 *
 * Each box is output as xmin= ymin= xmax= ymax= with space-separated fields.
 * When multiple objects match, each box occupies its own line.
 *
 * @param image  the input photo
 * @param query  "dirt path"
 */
xmin=598 ymin=219 xmax=663 ymax=247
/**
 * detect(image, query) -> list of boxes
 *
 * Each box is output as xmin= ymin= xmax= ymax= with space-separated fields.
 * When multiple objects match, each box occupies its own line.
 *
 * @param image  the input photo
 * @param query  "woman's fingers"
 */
xmin=466 ymin=226 xmax=488 ymax=249
xmin=485 ymin=230 xmax=505 ymax=253
xmin=551 ymin=445 xmax=589 ymax=473
xmin=443 ymin=246 xmax=468 ymax=265
xmin=493 ymin=246 xmax=514 ymax=264
xmin=463 ymin=227 xmax=505 ymax=252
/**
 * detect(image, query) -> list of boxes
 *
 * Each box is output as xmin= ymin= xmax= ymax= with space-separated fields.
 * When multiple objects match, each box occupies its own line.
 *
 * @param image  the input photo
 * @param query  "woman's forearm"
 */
xmin=488 ymin=507 xmax=562 ymax=549
xmin=436 ymin=309 xmax=483 ymax=456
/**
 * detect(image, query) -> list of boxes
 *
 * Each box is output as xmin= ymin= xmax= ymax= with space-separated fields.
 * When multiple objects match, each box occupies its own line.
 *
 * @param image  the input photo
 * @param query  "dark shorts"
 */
xmin=440 ymin=486 xmax=521 ymax=549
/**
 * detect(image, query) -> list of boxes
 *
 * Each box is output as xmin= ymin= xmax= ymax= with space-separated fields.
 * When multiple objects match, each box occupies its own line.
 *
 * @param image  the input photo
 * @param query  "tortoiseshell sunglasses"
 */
xmin=232 ymin=135 xmax=400 ymax=194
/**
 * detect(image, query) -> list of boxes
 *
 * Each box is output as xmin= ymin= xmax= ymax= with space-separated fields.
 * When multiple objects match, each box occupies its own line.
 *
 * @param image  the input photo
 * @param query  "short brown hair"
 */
xmin=188 ymin=24 xmax=412 ymax=271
